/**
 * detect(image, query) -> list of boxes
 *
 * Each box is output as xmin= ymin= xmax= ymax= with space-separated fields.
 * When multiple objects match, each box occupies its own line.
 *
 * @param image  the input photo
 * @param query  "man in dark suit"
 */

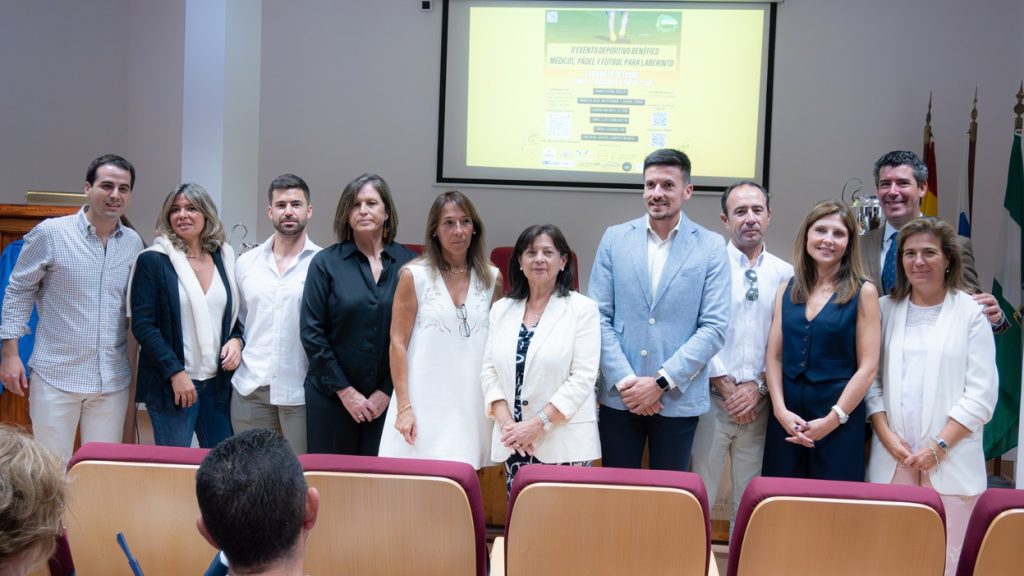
xmin=863 ymin=150 xmax=1005 ymax=330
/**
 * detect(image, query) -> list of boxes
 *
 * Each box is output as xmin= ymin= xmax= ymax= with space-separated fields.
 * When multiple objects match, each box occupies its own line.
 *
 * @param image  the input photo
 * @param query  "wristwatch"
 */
xmin=537 ymin=411 xmax=553 ymax=431
xmin=755 ymin=377 xmax=768 ymax=397
xmin=831 ymin=404 xmax=849 ymax=425
xmin=655 ymin=374 xmax=671 ymax=391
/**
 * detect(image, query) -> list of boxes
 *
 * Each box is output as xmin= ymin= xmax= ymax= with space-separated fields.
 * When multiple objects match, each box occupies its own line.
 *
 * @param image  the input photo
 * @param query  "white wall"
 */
xmin=1 ymin=0 xmax=1021 ymax=288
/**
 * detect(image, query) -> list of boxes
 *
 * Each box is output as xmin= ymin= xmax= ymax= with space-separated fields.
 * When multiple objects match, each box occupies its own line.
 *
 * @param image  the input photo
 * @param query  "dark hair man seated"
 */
xmin=196 ymin=429 xmax=319 ymax=576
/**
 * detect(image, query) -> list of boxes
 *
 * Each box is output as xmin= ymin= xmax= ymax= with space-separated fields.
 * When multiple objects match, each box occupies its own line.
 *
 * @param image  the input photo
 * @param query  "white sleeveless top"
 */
xmin=378 ymin=261 xmax=498 ymax=469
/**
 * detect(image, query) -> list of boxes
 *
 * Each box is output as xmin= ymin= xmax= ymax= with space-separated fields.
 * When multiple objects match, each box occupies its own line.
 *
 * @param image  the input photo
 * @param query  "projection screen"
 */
xmin=438 ymin=0 xmax=776 ymax=190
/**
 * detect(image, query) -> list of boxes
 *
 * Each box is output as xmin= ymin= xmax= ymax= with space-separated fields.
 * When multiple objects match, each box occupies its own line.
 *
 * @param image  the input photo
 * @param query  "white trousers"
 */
xmin=691 ymin=394 xmax=769 ymax=531
xmin=29 ymin=372 xmax=129 ymax=463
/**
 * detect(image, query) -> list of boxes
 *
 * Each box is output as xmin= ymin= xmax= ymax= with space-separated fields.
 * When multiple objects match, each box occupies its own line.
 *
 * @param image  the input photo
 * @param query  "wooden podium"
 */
xmin=0 ymin=203 xmax=80 ymax=431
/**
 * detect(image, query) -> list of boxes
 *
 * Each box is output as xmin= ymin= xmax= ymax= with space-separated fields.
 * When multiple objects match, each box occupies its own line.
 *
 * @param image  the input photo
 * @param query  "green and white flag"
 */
xmin=985 ymin=129 xmax=1023 ymax=459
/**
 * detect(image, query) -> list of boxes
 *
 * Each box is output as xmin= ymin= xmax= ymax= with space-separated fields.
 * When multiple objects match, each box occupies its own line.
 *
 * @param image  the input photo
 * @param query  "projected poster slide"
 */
xmin=541 ymin=9 xmax=681 ymax=172
xmin=463 ymin=5 xmax=765 ymax=183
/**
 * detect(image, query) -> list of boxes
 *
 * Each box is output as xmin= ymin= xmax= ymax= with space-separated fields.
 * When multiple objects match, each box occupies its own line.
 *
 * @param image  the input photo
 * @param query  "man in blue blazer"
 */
xmin=589 ymin=149 xmax=730 ymax=471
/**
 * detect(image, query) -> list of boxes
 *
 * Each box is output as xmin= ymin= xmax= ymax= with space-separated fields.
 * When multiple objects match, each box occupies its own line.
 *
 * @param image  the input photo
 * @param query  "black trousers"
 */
xmin=305 ymin=386 xmax=386 ymax=456
xmin=761 ymin=375 xmax=866 ymax=481
xmin=598 ymin=404 xmax=699 ymax=471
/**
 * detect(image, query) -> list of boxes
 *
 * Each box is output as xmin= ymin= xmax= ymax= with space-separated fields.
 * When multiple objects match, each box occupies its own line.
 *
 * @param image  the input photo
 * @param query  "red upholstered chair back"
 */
xmin=489 ymin=246 xmax=580 ymax=295
xmin=299 ymin=454 xmax=487 ymax=576
xmin=503 ymin=464 xmax=712 ymax=576
xmin=956 ymin=487 xmax=1024 ymax=576
xmin=65 ymin=442 xmax=213 ymax=576
xmin=728 ymin=476 xmax=947 ymax=576
xmin=405 ymin=242 xmax=425 ymax=255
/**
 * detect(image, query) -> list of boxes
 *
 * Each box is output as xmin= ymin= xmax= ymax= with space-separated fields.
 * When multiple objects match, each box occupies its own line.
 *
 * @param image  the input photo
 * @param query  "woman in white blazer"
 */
xmin=866 ymin=218 xmax=997 ymax=576
xmin=481 ymin=224 xmax=601 ymax=495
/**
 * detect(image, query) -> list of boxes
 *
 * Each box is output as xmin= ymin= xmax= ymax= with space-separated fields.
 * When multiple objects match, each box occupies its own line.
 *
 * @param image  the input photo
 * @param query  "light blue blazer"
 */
xmin=588 ymin=213 xmax=730 ymax=417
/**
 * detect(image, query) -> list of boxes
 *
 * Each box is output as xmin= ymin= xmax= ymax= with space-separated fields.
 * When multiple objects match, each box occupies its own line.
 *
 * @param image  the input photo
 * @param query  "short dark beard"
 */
xmin=274 ymin=220 xmax=306 ymax=237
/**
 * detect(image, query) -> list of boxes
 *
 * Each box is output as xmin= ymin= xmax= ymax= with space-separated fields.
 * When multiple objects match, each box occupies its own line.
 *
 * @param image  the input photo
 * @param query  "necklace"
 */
xmin=443 ymin=263 xmax=468 ymax=275
xmin=525 ymin=300 xmax=547 ymax=327
xmin=187 ymin=251 xmax=204 ymax=277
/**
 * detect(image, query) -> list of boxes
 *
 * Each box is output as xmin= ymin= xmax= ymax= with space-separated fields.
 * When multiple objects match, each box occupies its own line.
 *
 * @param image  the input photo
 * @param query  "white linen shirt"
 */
xmin=707 ymin=242 xmax=793 ymax=391
xmin=232 ymin=234 xmax=321 ymax=405
xmin=646 ymin=217 xmax=680 ymax=294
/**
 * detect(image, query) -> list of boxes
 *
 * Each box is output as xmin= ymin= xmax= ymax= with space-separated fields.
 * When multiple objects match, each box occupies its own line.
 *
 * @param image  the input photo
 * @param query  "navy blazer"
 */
xmin=130 ymin=248 xmax=240 ymax=409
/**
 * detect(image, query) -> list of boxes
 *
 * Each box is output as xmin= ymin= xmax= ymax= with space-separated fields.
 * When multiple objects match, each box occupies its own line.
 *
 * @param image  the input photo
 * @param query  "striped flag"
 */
xmin=984 ymin=128 xmax=1023 ymax=459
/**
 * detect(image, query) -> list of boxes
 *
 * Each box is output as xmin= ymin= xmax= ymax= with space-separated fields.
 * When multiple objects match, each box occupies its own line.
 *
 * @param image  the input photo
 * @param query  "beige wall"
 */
xmin=255 ymin=0 xmax=1024 ymax=289
xmin=1 ymin=0 xmax=1021 ymax=289
xmin=0 ymin=0 xmax=184 ymax=236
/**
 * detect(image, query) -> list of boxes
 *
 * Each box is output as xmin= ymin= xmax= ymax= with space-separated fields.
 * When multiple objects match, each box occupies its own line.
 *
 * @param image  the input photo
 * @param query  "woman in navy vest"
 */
xmin=761 ymin=200 xmax=880 ymax=480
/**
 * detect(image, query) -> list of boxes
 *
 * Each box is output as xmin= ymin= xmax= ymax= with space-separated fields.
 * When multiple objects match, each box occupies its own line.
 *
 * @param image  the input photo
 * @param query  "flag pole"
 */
xmin=968 ymin=89 xmax=977 ymax=221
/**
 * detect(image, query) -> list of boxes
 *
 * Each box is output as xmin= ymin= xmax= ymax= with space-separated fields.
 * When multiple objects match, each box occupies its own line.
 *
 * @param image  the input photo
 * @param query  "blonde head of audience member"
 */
xmin=0 ymin=425 xmax=66 ymax=576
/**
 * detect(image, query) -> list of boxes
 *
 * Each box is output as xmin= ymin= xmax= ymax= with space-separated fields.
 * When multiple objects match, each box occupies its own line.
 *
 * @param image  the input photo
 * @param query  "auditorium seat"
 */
xmin=64 ymin=442 xmax=214 ymax=575
xmin=299 ymin=454 xmax=487 ymax=576
xmin=728 ymin=476 xmax=946 ymax=576
xmin=956 ymin=487 xmax=1024 ymax=576
xmin=489 ymin=246 xmax=580 ymax=295
xmin=494 ymin=464 xmax=716 ymax=576
xmin=405 ymin=242 xmax=424 ymax=255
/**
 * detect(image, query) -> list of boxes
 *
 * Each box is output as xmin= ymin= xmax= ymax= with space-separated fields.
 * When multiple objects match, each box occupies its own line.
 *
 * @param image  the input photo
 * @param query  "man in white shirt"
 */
xmin=231 ymin=174 xmax=320 ymax=454
xmin=692 ymin=181 xmax=792 ymax=531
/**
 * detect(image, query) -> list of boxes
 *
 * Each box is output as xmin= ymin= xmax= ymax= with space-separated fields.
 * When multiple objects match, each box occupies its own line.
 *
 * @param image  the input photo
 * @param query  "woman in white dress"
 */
xmin=379 ymin=190 xmax=502 ymax=468
xmin=866 ymin=218 xmax=997 ymax=576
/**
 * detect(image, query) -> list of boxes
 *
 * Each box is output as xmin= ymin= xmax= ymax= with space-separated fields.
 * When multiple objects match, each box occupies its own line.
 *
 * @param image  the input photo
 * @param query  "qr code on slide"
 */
xmin=651 ymin=133 xmax=667 ymax=148
xmin=652 ymin=111 xmax=668 ymax=127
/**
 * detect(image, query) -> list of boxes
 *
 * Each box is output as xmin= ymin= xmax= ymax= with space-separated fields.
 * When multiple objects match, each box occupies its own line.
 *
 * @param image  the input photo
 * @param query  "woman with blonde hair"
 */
xmin=131 ymin=183 xmax=241 ymax=447
xmin=761 ymin=200 xmax=880 ymax=480
xmin=379 ymin=190 xmax=502 ymax=468
xmin=867 ymin=217 xmax=996 ymax=574
xmin=0 ymin=424 xmax=66 ymax=576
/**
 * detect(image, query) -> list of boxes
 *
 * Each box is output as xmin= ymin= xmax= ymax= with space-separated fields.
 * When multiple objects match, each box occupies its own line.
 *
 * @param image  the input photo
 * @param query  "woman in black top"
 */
xmin=300 ymin=174 xmax=417 ymax=455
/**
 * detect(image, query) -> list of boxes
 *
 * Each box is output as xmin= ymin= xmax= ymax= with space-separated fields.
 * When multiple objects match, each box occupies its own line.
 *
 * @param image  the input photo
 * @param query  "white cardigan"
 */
xmin=865 ymin=290 xmax=998 ymax=495
xmin=480 ymin=291 xmax=601 ymax=464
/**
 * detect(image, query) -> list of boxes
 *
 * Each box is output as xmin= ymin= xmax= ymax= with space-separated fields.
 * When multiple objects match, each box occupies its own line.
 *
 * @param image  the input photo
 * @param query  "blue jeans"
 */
xmin=148 ymin=377 xmax=233 ymax=448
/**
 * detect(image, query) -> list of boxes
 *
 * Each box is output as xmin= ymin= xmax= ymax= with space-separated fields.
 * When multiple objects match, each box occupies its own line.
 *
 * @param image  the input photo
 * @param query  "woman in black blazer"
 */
xmin=130 ymin=183 xmax=242 ymax=448
xmin=300 ymin=174 xmax=416 ymax=455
